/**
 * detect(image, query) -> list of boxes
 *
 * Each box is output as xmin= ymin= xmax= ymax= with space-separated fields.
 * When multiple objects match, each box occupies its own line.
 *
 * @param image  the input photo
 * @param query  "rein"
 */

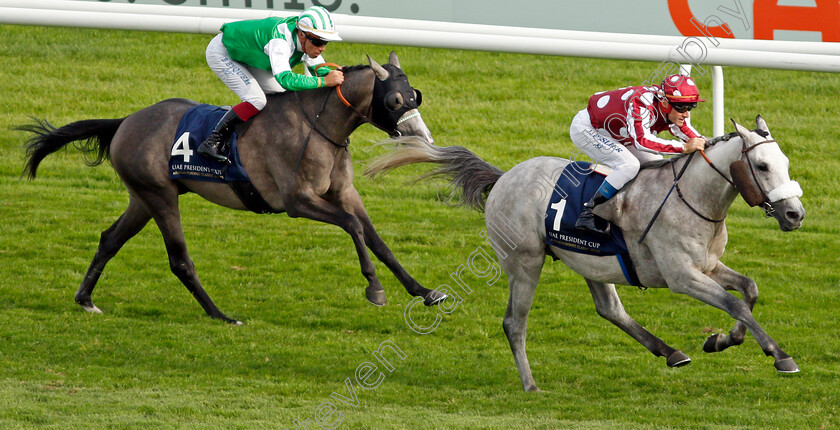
xmin=671 ymin=158 xmax=726 ymax=223
xmin=639 ymin=135 xmax=781 ymax=243
xmin=637 ymin=151 xmax=695 ymax=244
xmin=292 ymin=89 xmax=348 ymax=174
xmin=698 ymin=149 xmax=734 ymax=187
xmin=291 ymin=62 xmax=417 ymax=173
xmin=290 ymin=63 xmax=366 ymax=174
xmin=326 ymin=62 xmax=399 ymax=137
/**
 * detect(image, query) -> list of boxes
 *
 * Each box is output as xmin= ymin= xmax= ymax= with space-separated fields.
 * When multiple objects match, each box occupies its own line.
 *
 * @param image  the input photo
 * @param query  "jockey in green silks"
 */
xmin=199 ymin=6 xmax=344 ymax=163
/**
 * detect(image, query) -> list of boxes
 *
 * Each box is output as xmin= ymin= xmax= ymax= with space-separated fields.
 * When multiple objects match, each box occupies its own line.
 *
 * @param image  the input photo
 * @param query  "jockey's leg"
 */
xmin=568 ymin=109 xmax=639 ymax=234
xmin=197 ymin=102 xmax=258 ymax=163
xmin=200 ymin=34 xmax=265 ymax=163
xmin=198 ymin=108 xmax=241 ymax=163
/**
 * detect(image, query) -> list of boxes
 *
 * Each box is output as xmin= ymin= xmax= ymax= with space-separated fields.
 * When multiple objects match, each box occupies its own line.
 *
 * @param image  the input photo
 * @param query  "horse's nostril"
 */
xmin=786 ymin=211 xmax=800 ymax=221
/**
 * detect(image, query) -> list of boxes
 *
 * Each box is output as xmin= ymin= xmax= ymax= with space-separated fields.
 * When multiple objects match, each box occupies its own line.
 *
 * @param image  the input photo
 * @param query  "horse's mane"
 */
xmin=341 ymin=64 xmax=370 ymax=74
xmin=639 ymin=128 xmax=769 ymax=170
xmin=267 ymin=64 xmax=370 ymax=103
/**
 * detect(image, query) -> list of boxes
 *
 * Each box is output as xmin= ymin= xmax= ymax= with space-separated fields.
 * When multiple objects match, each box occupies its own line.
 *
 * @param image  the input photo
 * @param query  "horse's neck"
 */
xmin=705 ymin=134 xmax=744 ymax=168
xmin=341 ymin=67 xmax=375 ymax=118
xmin=679 ymin=135 xmax=743 ymax=217
xmin=268 ymin=68 xmax=372 ymax=141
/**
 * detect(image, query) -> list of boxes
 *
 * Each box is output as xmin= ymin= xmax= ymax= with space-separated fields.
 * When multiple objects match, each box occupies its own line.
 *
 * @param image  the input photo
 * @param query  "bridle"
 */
xmin=639 ymin=132 xmax=800 ymax=244
xmin=292 ymin=63 xmax=409 ymax=173
xmin=696 ymin=134 xmax=787 ymax=218
xmin=671 ymin=136 xmax=777 ymax=223
xmin=335 ymin=84 xmax=402 ymax=137
xmin=326 ymin=62 xmax=414 ymax=138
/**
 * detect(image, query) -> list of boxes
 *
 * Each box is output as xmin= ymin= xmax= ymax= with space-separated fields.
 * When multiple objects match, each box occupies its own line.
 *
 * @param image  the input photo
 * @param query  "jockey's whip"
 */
xmin=637 ymin=151 xmax=696 ymax=244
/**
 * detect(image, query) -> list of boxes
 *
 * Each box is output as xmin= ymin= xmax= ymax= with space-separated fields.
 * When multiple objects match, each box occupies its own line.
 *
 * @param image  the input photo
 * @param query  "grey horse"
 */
xmin=366 ymin=116 xmax=805 ymax=391
xmin=19 ymin=52 xmax=445 ymax=325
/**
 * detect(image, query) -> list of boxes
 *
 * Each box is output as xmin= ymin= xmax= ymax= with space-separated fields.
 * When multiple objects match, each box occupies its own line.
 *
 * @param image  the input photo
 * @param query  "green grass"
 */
xmin=1 ymin=24 xmax=839 ymax=429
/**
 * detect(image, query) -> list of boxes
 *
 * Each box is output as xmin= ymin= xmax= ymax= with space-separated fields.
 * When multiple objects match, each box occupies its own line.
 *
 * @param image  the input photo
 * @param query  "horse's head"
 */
xmin=367 ymin=52 xmax=434 ymax=144
xmin=731 ymin=116 xmax=805 ymax=231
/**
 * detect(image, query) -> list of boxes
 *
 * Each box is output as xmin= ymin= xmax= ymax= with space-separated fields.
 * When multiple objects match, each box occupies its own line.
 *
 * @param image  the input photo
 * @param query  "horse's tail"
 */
xmin=18 ymin=117 xmax=126 ymax=179
xmin=365 ymin=137 xmax=505 ymax=211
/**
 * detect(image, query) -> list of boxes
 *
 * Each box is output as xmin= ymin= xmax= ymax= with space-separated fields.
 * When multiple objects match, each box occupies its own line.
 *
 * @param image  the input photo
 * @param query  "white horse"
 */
xmin=366 ymin=116 xmax=805 ymax=391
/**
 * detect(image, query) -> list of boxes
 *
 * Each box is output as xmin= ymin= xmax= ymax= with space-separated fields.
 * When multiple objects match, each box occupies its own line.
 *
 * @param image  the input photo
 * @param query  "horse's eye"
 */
xmin=757 ymin=163 xmax=769 ymax=172
xmin=385 ymin=92 xmax=404 ymax=111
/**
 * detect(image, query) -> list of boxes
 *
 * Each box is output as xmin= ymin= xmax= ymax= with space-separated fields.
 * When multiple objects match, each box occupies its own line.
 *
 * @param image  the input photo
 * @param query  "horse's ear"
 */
xmin=389 ymin=51 xmax=401 ymax=69
xmin=755 ymin=114 xmax=770 ymax=133
xmin=731 ymin=118 xmax=751 ymax=141
xmin=367 ymin=55 xmax=390 ymax=81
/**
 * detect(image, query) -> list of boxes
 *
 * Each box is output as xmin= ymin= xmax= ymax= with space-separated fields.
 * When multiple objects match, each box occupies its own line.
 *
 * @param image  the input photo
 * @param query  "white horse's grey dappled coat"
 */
xmin=367 ymin=116 xmax=805 ymax=391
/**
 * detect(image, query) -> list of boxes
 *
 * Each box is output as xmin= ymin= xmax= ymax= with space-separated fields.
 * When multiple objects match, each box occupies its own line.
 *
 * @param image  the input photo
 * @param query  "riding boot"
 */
xmin=575 ymin=190 xmax=611 ymax=234
xmin=197 ymin=109 xmax=243 ymax=164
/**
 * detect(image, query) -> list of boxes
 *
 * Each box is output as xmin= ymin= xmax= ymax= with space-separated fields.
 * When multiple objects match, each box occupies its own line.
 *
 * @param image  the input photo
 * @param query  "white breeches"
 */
xmin=569 ymin=109 xmax=662 ymax=191
xmin=205 ymin=34 xmax=285 ymax=111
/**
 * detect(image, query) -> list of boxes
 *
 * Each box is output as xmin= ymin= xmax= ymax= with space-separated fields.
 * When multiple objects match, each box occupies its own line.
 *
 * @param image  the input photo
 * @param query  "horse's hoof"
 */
xmin=222 ymin=317 xmax=243 ymax=326
xmin=667 ymin=350 xmax=692 ymax=367
xmin=523 ymin=384 xmax=541 ymax=392
xmin=365 ymin=287 xmax=387 ymax=307
xmin=774 ymin=357 xmax=800 ymax=373
xmin=703 ymin=333 xmax=724 ymax=353
xmin=78 ymin=301 xmax=103 ymax=314
xmin=423 ymin=290 xmax=447 ymax=306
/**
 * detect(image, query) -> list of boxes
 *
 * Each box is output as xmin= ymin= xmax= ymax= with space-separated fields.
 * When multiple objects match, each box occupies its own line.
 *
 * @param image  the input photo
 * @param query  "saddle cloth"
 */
xmin=169 ymin=104 xmax=249 ymax=182
xmin=544 ymin=161 xmax=642 ymax=287
xmin=169 ymin=104 xmax=275 ymax=214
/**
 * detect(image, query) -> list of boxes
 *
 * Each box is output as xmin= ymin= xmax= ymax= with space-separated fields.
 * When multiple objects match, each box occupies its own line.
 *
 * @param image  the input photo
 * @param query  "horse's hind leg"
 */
xmin=702 ymin=262 xmax=758 ymax=353
xmin=499 ymin=246 xmax=545 ymax=392
xmin=75 ymin=198 xmax=151 ymax=313
xmin=136 ymin=189 xmax=240 ymax=324
xmin=585 ymin=279 xmax=691 ymax=367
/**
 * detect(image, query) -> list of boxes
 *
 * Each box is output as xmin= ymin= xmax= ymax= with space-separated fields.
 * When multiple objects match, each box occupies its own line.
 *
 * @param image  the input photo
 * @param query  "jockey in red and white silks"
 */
xmin=570 ymin=74 xmax=707 ymax=234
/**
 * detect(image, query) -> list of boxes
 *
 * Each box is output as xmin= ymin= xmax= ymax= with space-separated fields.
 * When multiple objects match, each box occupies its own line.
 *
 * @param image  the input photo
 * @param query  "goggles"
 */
xmin=671 ymin=102 xmax=697 ymax=113
xmin=303 ymin=32 xmax=328 ymax=47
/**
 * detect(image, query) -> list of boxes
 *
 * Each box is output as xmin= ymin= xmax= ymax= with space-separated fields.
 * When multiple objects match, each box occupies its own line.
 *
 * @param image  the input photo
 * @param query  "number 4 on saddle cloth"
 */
xmin=544 ymin=161 xmax=643 ymax=287
xmin=169 ymin=104 xmax=275 ymax=214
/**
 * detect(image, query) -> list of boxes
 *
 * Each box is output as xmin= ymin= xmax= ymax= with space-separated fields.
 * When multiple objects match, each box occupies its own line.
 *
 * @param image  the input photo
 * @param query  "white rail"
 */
xmin=2 ymin=0 xmax=838 ymax=136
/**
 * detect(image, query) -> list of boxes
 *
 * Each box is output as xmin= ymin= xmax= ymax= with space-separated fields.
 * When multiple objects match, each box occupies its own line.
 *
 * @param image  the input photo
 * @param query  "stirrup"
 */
xmin=198 ymin=137 xmax=230 ymax=164
xmin=575 ymin=209 xmax=610 ymax=235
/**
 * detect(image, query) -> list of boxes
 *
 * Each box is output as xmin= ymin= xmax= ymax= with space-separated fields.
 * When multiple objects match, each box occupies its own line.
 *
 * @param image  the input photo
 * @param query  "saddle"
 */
xmin=169 ymin=104 xmax=276 ymax=214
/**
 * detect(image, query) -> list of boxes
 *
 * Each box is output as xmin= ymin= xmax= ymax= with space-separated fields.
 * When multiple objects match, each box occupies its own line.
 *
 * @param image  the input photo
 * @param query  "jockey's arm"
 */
xmin=265 ymin=38 xmax=326 ymax=91
xmin=669 ymin=118 xmax=706 ymax=153
xmin=629 ymin=107 xmax=687 ymax=155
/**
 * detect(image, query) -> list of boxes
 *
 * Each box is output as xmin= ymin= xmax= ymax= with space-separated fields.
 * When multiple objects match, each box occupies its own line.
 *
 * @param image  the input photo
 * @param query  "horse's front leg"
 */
xmin=331 ymin=187 xmax=445 ymax=306
xmin=702 ymin=262 xmax=758 ymax=353
xmin=664 ymin=267 xmax=799 ymax=373
xmin=287 ymin=191 xmax=392 ymax=306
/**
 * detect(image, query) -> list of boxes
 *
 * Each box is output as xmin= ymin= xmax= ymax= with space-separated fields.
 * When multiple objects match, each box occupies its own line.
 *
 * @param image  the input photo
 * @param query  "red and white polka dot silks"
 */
xmin=585 ymin=84 xmax=702 ymax=154
xmin=660 ymin=74 xmax=705 ymax=103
